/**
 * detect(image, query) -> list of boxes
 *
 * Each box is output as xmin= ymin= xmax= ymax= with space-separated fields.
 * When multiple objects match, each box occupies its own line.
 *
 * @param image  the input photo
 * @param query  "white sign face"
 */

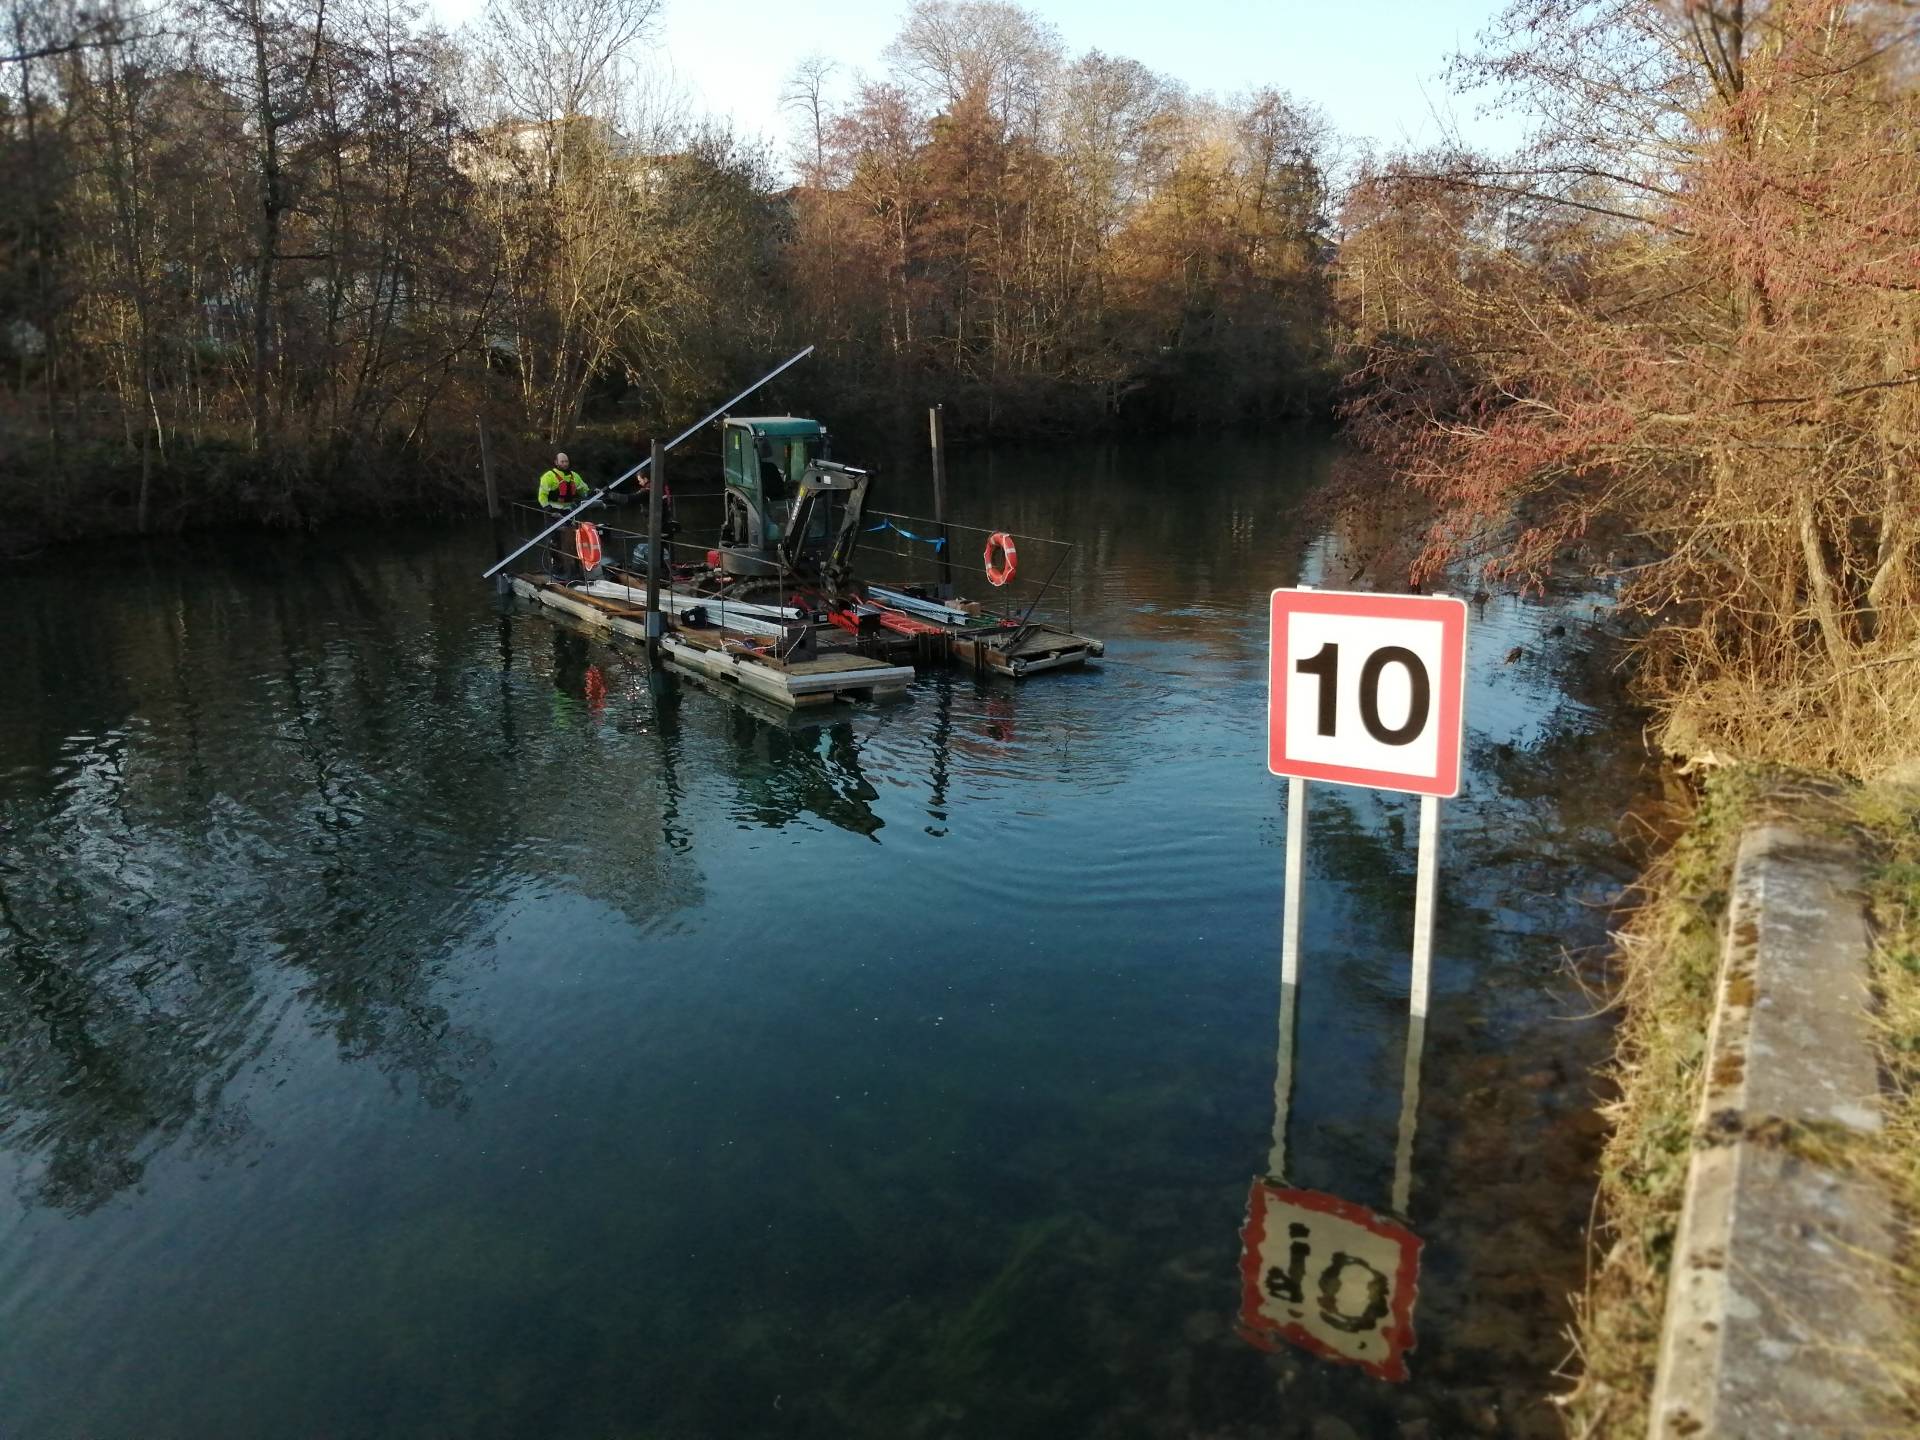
xmin=1238 ymin=1181 xmax=1423 ymax=1382
xmin=1268 ymin=589 xmax=1469 ymax=797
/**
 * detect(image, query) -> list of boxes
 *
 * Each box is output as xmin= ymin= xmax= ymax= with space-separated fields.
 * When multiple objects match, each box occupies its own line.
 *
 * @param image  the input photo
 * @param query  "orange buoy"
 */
xmin=984 ymin=531 xmax=1018 ymax=587
xmin=575 ymin=521 xmax=603 ymax=571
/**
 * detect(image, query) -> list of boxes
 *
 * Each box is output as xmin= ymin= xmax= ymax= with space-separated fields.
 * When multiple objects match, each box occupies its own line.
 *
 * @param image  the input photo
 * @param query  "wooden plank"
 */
xmin=786 ymin=654 xmax=900 ymax=676
xmin=570 ymin=589 xmax=648 ymax=619
xmin=660 ymin=635 xmax=912 ymax=700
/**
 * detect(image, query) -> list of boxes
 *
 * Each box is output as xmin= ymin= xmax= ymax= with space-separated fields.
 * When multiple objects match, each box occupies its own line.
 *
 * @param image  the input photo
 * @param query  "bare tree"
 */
xmin=780 ymin=52 xmax=836 ymax=184
xmin=1344 ymin=0 xmax=1920 ymax=778
xmin=479 ymin=0 xmax=658 ymax=182
xmin=884 ymin=0 xmax=1060 ymax=132
xmin=187 ymin=0 xmax=332 ymax=453
xmin=471 ymin=8 xmax=679 ymax=444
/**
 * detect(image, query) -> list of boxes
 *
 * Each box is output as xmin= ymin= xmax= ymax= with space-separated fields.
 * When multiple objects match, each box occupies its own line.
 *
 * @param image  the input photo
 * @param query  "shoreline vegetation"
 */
xmin=0 ymin=0 xmax=1333 ymax=548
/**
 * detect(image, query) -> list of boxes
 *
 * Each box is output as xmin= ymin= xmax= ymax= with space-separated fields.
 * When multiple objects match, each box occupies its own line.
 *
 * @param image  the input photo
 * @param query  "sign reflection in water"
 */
xmin=1238 ymin=971 xmax=1429 ymax=1382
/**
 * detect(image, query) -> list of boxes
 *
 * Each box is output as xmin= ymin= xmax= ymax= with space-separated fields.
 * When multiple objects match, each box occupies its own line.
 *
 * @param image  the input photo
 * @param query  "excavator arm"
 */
xmin=781 ymin=462 xmax=871 ymax=597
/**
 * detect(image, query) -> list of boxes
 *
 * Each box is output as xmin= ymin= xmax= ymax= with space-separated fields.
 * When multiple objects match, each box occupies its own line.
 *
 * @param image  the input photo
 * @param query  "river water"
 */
xmin=0 ymin=434 xmax=1648 ymax=1438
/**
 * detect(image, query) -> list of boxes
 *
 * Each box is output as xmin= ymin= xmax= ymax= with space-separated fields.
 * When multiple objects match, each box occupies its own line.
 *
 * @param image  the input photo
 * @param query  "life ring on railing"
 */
xmin=575 ymin=521 xmax=603 ymax=571
xmin=984 ymin=531 xmax=1018 ymax=587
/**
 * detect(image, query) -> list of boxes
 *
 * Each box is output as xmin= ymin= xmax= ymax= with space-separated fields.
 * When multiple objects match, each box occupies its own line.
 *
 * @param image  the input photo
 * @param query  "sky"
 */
xmin=432 ymin=0 xmax=1526 ymax=166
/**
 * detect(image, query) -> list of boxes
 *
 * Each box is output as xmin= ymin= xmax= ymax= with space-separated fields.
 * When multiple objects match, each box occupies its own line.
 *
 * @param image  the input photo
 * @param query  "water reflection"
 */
xmin=0 ymin=548 xmax=699 ymax=1214
xmin=0 ymin=544 xmax=934 ymax=1219
xmin=719 ymin=710 xmax=884 ymax=838
xmin=1239 ymin=967 xmax=1427 ymax=1383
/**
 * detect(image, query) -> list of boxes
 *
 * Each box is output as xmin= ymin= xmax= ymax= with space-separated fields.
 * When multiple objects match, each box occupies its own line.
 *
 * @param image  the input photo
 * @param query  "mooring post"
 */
xmin=646 ymin=439 xmax=665 ymax=665
xmin=929 ymin=404 xmax=953 ymax=596
xmin=477 ymin=417 xmax=505 ymax=581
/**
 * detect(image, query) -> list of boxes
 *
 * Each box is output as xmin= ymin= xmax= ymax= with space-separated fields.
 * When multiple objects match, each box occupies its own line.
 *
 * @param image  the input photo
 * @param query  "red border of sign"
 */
xmin=1236 ymin=1179 xmax=1424 ymax=1383
xmin=1267 ymin=588 xmax=1468 ymax=797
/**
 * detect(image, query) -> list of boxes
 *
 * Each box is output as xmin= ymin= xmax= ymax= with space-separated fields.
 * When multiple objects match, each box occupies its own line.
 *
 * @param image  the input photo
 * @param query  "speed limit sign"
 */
xmin=1268 ymin=585 xmax=1468 ymax=1041
xmin=1268 ymin=589 xmax=1468 ymax=798
xmin=1259 ymin=586 xmax=1467 ymax=1335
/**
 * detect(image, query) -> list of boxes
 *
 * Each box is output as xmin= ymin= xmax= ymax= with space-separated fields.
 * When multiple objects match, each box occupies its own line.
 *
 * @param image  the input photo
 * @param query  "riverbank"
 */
xmin=1565 ymin=767 xmax=1920 ymax=1436
xmin=0 ymin=408 xmax=1341 ymax=554
xmin=0 ymin=428 xmax=623 ymax=553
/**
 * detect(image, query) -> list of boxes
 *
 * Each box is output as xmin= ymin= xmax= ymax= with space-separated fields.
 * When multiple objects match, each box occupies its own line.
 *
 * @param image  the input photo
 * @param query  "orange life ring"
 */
xmin=984 ymin=531 xmax=1017 ymax=587
xmin=575 ymin=521 xmax=603 ymax=570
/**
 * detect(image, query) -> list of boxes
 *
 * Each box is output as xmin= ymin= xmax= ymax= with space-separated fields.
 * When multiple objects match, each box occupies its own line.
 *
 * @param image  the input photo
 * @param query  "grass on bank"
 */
xmin=1561 ymin=768 xmax=1920 ymax=1438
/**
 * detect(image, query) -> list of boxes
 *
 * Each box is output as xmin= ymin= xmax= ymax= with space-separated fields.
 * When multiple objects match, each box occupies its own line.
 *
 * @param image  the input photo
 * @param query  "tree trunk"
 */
xmin=1795 ymin=489 xmax=1851 ymax=670
xmin=249 ymin=0 xmax=283 ymax=455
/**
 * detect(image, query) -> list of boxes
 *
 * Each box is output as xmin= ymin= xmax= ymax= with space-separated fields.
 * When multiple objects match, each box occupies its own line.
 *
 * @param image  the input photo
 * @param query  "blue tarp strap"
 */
xmin=865 ymin=518 xmax=945 ymax=551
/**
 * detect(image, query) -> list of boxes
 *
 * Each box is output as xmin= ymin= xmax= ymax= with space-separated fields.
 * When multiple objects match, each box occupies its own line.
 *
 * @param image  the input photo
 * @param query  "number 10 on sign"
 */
xmin=1268 ymin=589 xmax=1469 ymax=1032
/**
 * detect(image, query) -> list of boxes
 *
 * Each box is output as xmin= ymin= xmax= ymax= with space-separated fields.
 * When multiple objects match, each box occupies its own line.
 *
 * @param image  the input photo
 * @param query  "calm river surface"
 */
xmin=0 ymin=434 xmax=1648 ymax=1438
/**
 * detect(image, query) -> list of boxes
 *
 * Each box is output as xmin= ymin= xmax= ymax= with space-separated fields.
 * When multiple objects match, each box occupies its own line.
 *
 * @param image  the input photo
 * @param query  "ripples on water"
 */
xmin=0 ymin=435 xmax=1649 ymax=1437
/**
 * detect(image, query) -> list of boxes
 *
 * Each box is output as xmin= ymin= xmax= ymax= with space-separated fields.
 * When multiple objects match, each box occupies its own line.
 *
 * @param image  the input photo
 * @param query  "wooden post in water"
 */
xmin=929 ymin=404 xmax=953 ymax=595
xmin=477 ymin=416 xmax=504 ymax=569
xmin=645 ymin=439 xmax=665 ymax=665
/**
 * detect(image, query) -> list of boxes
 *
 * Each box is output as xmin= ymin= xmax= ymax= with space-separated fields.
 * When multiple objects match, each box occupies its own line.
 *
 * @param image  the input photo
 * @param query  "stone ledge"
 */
xmin=1648 ymin=820 xmax=1900 ymax=1439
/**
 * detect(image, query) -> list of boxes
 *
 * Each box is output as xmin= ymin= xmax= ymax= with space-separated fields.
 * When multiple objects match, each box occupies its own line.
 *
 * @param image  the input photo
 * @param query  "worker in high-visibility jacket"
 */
xmin=538 ymin=453 xmax=590 ymax=510
xmin=537 ymin=452 xmax=592 ymax=581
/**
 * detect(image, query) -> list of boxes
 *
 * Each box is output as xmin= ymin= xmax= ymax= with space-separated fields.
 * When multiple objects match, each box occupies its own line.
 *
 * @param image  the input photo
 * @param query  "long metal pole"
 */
xmin=483 ymin=345 xmax=815 ymax=580
xmin=1395 ymin=752 xmax=1444 ymax=1217
xmin=1268 ymin=775 xmax=1307 ymax=1180
xmin=645 ymin=440 xmax=664 ymax=666
xmin=1004 ymin=543 xmax=1073 ymax=650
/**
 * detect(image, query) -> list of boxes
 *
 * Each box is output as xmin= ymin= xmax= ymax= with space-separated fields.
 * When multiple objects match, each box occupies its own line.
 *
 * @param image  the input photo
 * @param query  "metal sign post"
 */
xmin=1267 ymin=585 xmax=1467 ymax=1039
xmin=1409 ymin=793 xmax=1440 ymax=1023
xmin=1244 ymin=585 xmax=1466 ymax=1380
xmin=1391 ymin=1013 xmax=1427 ymax=1219
xmin=1269 ymin=773 xmax=1306 ymax=1181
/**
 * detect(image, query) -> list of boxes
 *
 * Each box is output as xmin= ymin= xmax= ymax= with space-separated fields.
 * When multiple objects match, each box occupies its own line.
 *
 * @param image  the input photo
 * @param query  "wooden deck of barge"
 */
xmin=508 ymin=559 xmax=1103 ymax=709
xmin=943 ymin=621 xmax=1103 ymax=678
xmin=509 ymin=576 xmax=914 ymax=708
xmin=848 ymin=584 xmax=1105 ymax=678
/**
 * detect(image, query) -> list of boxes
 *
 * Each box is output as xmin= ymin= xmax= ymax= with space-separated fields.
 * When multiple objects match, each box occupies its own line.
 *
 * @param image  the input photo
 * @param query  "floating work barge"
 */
xmin=505 ymin=554 xmax=1101 ymax=709
xmin=483 ymin=366 xmax=1102 ymax=710
xmin=505 ymin=538 xmax=1101 ymax=708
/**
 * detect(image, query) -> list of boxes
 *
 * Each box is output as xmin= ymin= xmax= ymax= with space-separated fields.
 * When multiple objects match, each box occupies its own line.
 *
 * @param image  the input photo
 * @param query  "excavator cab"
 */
xmin=717 ymin=416 xmax=869 ymax=592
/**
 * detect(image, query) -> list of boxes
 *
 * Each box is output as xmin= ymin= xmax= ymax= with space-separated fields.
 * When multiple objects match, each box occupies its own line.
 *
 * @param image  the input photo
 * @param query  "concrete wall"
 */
xmin=1648 ymin=821 xmax=1901 ymax=1438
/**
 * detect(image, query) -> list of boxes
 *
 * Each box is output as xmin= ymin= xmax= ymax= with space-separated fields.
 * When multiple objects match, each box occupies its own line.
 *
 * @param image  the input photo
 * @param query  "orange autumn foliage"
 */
xmin=1341 ymin=0 xmax=1920 ymax=773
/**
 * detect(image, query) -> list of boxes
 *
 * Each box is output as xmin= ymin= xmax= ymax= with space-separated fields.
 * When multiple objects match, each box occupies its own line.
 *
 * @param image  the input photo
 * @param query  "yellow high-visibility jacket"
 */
xmin=538 ymin=468 xmax=588 ymax=508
